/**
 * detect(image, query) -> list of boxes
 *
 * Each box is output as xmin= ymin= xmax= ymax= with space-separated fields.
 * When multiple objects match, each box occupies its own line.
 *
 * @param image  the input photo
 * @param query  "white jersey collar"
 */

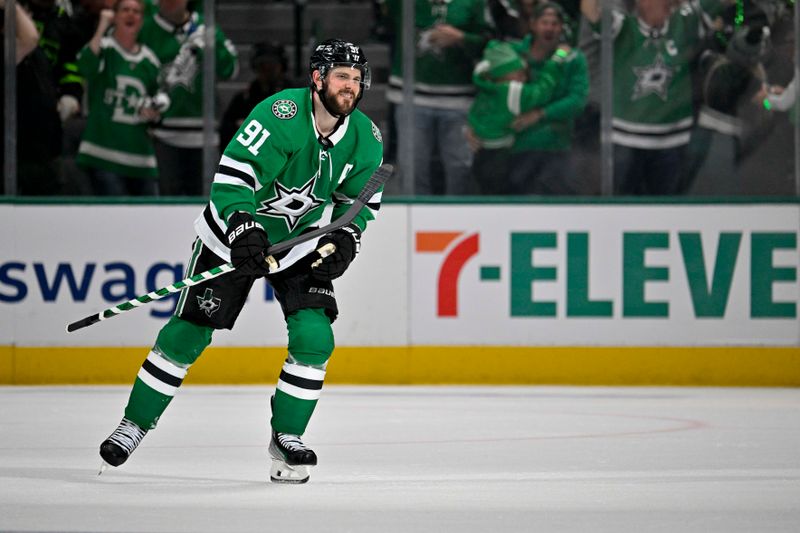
xmin=636 ymin=14 xmax=670 ymax=39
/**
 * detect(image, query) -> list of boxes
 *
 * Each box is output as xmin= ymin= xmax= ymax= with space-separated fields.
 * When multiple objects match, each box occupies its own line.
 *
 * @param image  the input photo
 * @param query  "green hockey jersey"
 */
xmin=76 ymin=37 xmax=161 ymax=178
xmin=138 ymin=9 xmax=238 ymax=147
xmin=385 ymin=0 xmax=494 ymax=110
xmin=594 ymin=0 xmax=722 ymax=149
xmin=510 ymin=37 xmax=589 ymax=152
xmin=194 ymin=88 xmax=385 ymax=271
xmin=468 ymin=47 xmax=564 ymax=148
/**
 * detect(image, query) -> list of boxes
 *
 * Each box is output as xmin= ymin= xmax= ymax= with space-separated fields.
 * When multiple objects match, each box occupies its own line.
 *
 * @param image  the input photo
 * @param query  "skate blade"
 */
xmin=270 ymin=459 xmax=311 ymax=484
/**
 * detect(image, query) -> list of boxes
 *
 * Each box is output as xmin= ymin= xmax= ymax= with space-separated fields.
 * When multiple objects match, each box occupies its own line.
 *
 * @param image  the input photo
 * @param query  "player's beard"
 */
xmin=324 ymin=84 xmax=358 ymax=116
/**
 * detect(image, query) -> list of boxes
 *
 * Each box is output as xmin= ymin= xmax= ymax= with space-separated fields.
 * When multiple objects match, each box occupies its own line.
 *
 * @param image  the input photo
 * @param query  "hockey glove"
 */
xmin=226 ymin=212 xmax=272 ymax=277
xmin=311 ymin=224 xmax=361 ymax=281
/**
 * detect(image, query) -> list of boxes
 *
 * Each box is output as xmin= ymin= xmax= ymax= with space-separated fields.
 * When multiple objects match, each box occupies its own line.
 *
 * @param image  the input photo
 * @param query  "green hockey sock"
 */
xmin=123 ymin=316 xmax=213 ymax=429
xmin=271 ymin=308 xmax=334 ymax=435
xmin=271 ymin=389 xmax=319 ymax=435
xmin=123 ymin=349 xmax=189 ymax=430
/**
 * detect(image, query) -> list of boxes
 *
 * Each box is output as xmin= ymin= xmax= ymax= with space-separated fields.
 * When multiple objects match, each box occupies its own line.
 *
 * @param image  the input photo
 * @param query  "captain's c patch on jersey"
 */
xmin=272 ymin=100 xmax=298 ymax=120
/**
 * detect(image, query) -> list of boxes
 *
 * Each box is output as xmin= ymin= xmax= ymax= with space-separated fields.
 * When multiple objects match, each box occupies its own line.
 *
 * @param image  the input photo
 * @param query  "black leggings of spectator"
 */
xmin=613 ymin=145 xmax=685 ymax=196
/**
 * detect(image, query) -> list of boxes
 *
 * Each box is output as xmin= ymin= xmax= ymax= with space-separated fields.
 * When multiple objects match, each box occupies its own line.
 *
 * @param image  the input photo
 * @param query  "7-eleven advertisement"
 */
xmin=411 ymin=204 xmax=800 ymax=346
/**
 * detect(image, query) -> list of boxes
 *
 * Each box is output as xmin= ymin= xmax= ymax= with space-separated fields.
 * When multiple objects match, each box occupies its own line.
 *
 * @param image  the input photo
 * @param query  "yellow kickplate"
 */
xmin=1 ymin=346 xmax=798 ymax=386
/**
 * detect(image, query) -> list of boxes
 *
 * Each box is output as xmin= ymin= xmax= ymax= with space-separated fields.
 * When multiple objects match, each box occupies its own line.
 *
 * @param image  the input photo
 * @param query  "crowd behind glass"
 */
xmin=2 ymin=0 xmax=797 ymax=197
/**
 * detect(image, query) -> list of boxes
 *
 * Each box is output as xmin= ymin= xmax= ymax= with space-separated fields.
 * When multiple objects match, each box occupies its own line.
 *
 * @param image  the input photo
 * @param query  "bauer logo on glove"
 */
xmin=227 ymin=219 xmax=258 ymax=245
xmin=225 ymin=212 xmax=272 ymax=277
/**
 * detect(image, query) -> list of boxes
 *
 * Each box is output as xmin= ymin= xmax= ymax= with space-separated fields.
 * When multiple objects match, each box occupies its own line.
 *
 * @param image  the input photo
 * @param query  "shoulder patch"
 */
xmin=272 ymin=99 xmax=298 ymax=120
xmin=371 ymin=121 xmax=383 ymax=143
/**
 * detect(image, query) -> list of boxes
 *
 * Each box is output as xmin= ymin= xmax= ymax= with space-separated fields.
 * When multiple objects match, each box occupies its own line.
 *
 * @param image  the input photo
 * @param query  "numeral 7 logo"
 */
xmin=415 ymin=232 xmax=480 ymax=317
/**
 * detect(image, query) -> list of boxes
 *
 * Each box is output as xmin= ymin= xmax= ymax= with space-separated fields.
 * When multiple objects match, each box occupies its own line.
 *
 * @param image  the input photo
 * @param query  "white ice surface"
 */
xmin=1 ymin=386 xmax=798 ymax=532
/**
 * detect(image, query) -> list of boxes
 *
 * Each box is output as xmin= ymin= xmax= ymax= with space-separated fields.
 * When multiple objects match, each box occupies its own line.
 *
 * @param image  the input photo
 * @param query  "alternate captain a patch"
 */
xmin=272 ymin=100 xmax=298 ymax=120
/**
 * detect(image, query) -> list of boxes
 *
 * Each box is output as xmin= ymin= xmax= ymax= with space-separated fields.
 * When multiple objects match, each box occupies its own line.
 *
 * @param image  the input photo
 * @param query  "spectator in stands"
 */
xmin=138 ymin=0 xmax=238 ymax=196
xmin=2 ymin=0 xmax=40 ymax=62
xmin=467 ymin=39 xmax=568 ymax=193
xmin=0 ymin=0 xmax=40 ymax=195
xmin=580 ymin=0 xmax=729 ymax=195
xmin=385 ymin=0 xmax=494 ymax=195
xmin=683 ymin=25 xmax=773 ymax=194
xmin=10 ymin=1 xmax=66 ymax=195
xmin=219 ymin=40 xmax=293 ymax=150
xmin=59 ymin=0 xmax=117 ymax=195
xmin=502 ymin=0 xmax=582 ymax=43
xmin=748 ymin=69 xmax=796 ymax=192
xmin=76 ymin=0 xmax=166 ymax=195
xmin=681 ymin=1 xmax=789 ymax=194
xmin=22 ymin=0 xmax=87 ymax=124
xmin=21 ymin=0 xmax=103 ymax=195
xmin=507 ymin=2 xmax=588 ymax=194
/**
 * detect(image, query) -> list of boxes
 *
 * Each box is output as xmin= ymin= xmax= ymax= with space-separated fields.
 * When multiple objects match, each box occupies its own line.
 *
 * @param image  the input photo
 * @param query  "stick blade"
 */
xmin=356 ymin=164 xmax=393 ymax=203
xmin=66 ymin=313 xmax=101 ymax=333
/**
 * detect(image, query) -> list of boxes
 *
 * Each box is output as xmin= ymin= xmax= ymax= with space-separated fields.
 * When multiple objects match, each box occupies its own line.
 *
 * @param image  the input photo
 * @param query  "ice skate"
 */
xmin=268 ymin=431 xmax=317 ymax=484
xmin=98 ymin=417 xmax=147 ymax=473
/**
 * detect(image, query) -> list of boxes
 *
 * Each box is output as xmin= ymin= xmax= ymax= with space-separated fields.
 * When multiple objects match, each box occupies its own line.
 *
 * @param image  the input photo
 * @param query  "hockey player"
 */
xmin=98 ymin=38 xmax=384 ymax=484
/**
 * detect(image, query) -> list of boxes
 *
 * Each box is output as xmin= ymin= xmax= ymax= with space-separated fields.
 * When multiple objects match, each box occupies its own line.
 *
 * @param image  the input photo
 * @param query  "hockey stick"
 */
xmin=66 ymin=164 xmax=393 ymax=333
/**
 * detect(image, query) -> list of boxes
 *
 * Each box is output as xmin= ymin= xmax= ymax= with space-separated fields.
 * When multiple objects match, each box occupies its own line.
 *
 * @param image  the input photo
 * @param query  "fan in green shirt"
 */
xmin=466 ymin=39 xmax=569 ymax=194
xmin=76 ymin=0 xmax=166 ymax=195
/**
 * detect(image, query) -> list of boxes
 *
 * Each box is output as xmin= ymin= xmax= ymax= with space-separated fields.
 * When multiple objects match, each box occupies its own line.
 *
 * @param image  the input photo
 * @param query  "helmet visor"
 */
xmin=322 ymin=62 xmax=372 ymax=90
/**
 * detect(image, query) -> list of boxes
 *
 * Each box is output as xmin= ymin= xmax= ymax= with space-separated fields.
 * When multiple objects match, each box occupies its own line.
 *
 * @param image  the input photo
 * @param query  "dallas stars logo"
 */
xmin=163 ymin=44 xmax=199 ymax=92
xmin=256 ymin=175 xmax=323 ymax=231
xmin=196 ymin=288 xmax=221 ymax=317
xmin=272 ymin=100 xmax=297 ymax=120
xmin=632 ymin=54 xmax=674 ymax=101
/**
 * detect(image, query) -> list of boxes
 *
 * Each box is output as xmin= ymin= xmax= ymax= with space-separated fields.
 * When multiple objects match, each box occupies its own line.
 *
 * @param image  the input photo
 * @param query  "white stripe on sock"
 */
xmin=277 ymin=380 xmax=323 ymax=401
